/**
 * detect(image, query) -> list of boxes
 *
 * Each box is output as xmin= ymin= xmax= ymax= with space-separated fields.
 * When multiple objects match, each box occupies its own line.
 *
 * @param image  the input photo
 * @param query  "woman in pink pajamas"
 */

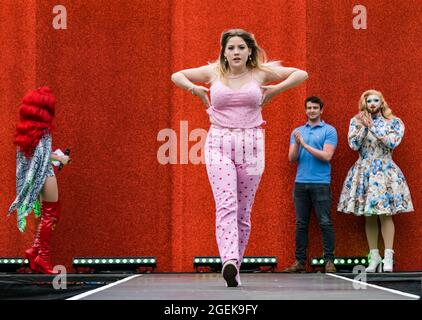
xmin=171 ymin=29 xmax=308 ymax=287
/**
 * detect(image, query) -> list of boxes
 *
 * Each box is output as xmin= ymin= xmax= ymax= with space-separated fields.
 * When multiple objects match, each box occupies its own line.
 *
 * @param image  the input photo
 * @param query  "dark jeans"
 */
xmin=293 ymin=183 xmax=335 ymax=263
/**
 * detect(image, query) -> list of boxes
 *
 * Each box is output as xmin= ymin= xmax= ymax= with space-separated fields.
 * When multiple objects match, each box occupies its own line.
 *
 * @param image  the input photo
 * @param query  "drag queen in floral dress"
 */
xmin=338 ymin=89 xmax=413 ymax=272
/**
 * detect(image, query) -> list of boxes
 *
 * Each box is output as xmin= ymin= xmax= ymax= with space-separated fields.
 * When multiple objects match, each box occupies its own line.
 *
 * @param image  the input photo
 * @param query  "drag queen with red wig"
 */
xmin=8 ymin=86 xmax=70 ymax=274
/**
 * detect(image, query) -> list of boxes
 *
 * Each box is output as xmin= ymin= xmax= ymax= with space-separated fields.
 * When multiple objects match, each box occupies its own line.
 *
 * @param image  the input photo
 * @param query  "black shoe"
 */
xmin=222 ymin=260 xmax=238 ymax=287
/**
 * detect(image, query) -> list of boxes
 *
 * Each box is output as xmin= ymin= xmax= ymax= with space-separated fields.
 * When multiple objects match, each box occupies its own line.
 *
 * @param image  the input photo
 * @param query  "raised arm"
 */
xmin=171 ymin=65 xmax=216 ymax=91
xmin=348 ymin=116 xmax=368 ymax=151
xmin=297 ymin=127 xmax=337 ymax=162
xmin=288 ymin=142 xmax=300 ymax=162
xmin=263 ymin=63 xmax=309 ymax=90
xmin=301 ymin=143 xmax=336 ymax=162
xmin=288 ymin=130 xmax=300 ymax=162
xmin=369 ymin=117 xmax=404 ymax=149
xmin=171 ymin=65 xmax=216 ymax=107
xmin=259 ymin=63 xmax=308 ymax=106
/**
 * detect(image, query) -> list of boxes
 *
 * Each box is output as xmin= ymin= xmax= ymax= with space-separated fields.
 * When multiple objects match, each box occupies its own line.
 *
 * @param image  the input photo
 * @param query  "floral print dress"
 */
xmin=337 ymin=114 xmax=413 ymax=216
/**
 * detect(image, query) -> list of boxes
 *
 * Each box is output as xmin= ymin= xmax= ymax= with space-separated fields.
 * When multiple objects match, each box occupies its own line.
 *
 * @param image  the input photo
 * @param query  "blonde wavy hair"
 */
xmin=359 ymin=89 xmax=394 ymax=120
xmin=211 ymin=28 xmax=280 ymax=78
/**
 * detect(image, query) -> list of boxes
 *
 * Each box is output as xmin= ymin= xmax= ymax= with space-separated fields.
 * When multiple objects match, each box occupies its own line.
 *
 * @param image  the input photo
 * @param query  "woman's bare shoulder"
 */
xmin=254 ymin=61 xmax=284 ymax=84
xmin=205 ymin=63 xmax=219 ymax=84
xmin=252 ymin=68 xmax=266 ymax=84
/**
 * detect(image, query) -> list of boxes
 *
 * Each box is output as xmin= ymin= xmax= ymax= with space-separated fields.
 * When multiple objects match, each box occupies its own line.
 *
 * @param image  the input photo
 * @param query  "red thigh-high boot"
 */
xmin=34 ymin=201 xmax=60 ymax=274
xmin=24 ymin=222 xmax=42 ymax=271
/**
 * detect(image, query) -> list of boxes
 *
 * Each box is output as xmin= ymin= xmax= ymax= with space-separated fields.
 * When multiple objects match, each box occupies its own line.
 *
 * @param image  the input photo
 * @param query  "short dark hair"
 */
xmin=305 ymin=96 xmax=324 ymax=110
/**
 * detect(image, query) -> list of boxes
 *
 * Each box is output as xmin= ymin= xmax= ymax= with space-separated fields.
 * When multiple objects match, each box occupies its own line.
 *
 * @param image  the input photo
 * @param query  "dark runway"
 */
xmin=0 ymin=272 xmax=420 ymax=300
xmin=69 ymin=273 xmax=420 ymax=300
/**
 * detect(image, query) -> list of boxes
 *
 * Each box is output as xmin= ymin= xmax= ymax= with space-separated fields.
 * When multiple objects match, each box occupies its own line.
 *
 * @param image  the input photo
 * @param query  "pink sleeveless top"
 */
xmin=206 ymin=74 xmax=266 ymax=129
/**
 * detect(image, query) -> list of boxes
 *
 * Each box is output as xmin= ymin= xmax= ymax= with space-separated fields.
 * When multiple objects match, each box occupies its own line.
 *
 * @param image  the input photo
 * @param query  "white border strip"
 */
xmin=67 ymin=274 xmax=141 ymax=300
xmin=327 ymin=273 xmax=420 ymax=299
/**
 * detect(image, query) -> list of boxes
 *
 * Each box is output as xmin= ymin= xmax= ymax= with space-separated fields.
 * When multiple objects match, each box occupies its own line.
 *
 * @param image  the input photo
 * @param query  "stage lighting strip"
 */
xmin=73 ymin=258 xmax=156 ymax=265
xmin=0 ymin=258 xmax=28 ymax=264
xmin=311 ymin=258 xmax=367 ymax=266
xmin=194 ymin=257 xmax=277 ymax=264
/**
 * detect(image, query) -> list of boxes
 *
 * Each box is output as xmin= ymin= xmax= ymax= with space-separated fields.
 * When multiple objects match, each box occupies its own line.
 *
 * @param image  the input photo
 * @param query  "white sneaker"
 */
xmin=222 ymin=260 xmax=238 ymax=287
xmin=383 ymin=249 xmax=394 ymax=272
xmin=236 ymin=273 xmax=242 ymax=287
xmin=365 ymin=249 xmax=382 ymax=273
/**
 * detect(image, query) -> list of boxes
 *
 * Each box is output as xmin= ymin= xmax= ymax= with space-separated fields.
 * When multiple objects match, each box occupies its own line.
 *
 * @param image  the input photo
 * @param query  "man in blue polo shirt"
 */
xmin=284 ymin=96 xmax=337 ymax=273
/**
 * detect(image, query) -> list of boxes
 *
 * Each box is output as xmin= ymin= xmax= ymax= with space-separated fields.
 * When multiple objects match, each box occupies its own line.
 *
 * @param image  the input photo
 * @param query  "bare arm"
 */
xmin=301 ymin=143 xmax=336 ymax=162
xmin=263 ymin=65 xmax=309 ymax=91
xmin=289 ymin=131 xmax=336 ymax=162
xmin=295 ymin=126 xmax=337 ymax=162
xmin=171 ymin=65 xmax=215 ymax=91
xmin=259 ymin=65 xmax=308 ymax=106
xmin=288 ymin=142 xmax=300 ymax=162
xmin=171 ymin=65 xmax=215 ymax=107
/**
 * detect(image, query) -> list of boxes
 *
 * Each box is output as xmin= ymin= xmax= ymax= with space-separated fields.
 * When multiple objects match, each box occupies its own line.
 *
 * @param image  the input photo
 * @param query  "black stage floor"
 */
xmin=0 ymin=272 xmax=420 ymax=300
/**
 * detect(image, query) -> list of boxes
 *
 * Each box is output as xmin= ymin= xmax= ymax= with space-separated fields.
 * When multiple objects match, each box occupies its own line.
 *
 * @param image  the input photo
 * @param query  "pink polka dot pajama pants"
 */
xmin=205 ymin=125 xmax=265 ymax=270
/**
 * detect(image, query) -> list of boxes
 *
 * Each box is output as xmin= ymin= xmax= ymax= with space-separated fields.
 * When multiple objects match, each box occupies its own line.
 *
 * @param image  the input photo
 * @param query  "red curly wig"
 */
xmin=14 ymin=86 xmax=56 ymax=157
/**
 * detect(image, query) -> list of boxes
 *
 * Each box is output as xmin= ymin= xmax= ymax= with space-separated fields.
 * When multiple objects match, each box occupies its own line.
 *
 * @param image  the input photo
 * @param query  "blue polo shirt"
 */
xmin=290 ymin=120 xmax=337 ymax=184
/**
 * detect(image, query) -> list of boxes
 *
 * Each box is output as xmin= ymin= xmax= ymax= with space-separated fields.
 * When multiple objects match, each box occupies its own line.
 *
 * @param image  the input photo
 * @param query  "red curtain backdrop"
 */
xmin=0 ymin=0 xmax=420 ymax=272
